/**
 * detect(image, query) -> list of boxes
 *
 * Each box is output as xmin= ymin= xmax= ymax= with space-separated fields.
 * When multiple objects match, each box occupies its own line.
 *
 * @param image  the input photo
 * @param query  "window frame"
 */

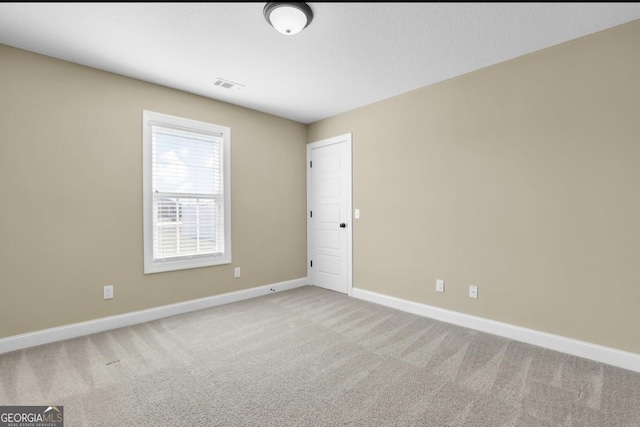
xmin=142 ymin=110 xmax=231 ymax=274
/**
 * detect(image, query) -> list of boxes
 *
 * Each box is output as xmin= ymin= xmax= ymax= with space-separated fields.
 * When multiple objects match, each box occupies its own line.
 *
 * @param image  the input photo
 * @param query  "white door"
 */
xmin=307 ymin=133 xmax=352 ymax=295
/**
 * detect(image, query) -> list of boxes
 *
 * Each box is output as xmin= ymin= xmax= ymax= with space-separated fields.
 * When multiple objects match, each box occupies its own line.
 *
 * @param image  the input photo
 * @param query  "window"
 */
xmin=143 ymin=110 xmax=231 ymax=273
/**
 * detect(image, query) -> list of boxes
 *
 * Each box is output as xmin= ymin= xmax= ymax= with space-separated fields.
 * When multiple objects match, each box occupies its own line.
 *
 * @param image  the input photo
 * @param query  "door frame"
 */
xmin=307 ymin=133 xmax=353 ymax=296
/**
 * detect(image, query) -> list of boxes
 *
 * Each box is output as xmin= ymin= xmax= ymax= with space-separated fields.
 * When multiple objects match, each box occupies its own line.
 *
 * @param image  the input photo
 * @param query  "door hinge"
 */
xmin=310 ymin=161 xmax=312 ymax=168
xmin=310 ymin=260 xmax=313 ymax=267
xmin=310 ymin=210 xmax=312 ymax=218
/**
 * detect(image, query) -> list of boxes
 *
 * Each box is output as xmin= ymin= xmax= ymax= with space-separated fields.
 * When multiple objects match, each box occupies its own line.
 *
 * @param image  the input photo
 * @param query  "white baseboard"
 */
xmin=0 ymin=278 xmax=308 ymax=355
xmin=352 ymin=287 xmax=640 ymax=373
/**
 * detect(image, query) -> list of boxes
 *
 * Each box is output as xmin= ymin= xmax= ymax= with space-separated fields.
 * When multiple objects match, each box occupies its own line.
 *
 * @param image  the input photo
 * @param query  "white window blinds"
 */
xmin=152 ymin=125 xmax=224 ymax=260
xmin=143 ymin=111 xmax=231 ymax=273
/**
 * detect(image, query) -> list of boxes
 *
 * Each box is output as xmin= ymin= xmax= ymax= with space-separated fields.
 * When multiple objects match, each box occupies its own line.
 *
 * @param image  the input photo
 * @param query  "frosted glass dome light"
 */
xmin=264 ymin=3 xmax=313 ymax=36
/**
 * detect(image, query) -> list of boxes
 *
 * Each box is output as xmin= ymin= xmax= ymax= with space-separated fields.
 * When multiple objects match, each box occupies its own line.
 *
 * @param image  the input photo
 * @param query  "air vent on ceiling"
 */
xmin=213 ymin=78 xmax=244 ymax=91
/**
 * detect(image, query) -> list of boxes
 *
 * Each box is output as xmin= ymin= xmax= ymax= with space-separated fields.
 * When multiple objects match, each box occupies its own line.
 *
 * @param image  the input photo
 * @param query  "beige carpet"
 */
xmin=1 ymin=285 xmax=640 ymax=426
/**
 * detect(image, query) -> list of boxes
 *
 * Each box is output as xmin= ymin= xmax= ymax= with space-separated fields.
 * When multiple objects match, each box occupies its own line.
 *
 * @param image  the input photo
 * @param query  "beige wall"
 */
xmin=308 ymin=20 xmax=640 ymax=354
xmin=0 ymin=45 xmax=307 ymax=338
xmin=2 ymin=19 xmax=639 ymax=355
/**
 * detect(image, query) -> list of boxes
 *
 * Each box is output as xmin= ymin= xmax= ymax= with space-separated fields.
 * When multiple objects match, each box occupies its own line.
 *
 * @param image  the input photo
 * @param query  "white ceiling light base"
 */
xmin=264 ymin=2 xmax=313 ymax=35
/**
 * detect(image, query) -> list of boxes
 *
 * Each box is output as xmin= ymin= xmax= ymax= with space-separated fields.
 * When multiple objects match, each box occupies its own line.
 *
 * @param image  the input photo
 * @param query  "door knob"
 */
xmin=339 ymin=223 xmax=346 ymax=228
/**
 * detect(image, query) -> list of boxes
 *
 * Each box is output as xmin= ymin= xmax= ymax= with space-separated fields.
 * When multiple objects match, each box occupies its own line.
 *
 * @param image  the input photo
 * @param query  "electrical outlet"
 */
xmin=355 ymin=208 xmax=360 ymax=219
xmin=469 ymin=285 xmax=478 ymax=299
xmin=234 ymin=267 xmax=241 ymax=278
xmin=103 ymin=285 xmax=113 ymax=300
xmin=436 ymin=279 xmax=445 ymax=293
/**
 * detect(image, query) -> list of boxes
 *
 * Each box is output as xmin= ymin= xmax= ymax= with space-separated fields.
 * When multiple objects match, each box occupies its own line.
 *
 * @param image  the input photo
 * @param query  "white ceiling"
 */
xmin=1 ymin=3 xmax=639 ymax=124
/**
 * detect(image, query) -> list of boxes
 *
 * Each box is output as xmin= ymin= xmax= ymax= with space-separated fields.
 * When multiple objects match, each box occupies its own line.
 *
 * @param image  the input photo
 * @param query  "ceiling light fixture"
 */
xmin=263 ymin=2 xmax=313 ymax=36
